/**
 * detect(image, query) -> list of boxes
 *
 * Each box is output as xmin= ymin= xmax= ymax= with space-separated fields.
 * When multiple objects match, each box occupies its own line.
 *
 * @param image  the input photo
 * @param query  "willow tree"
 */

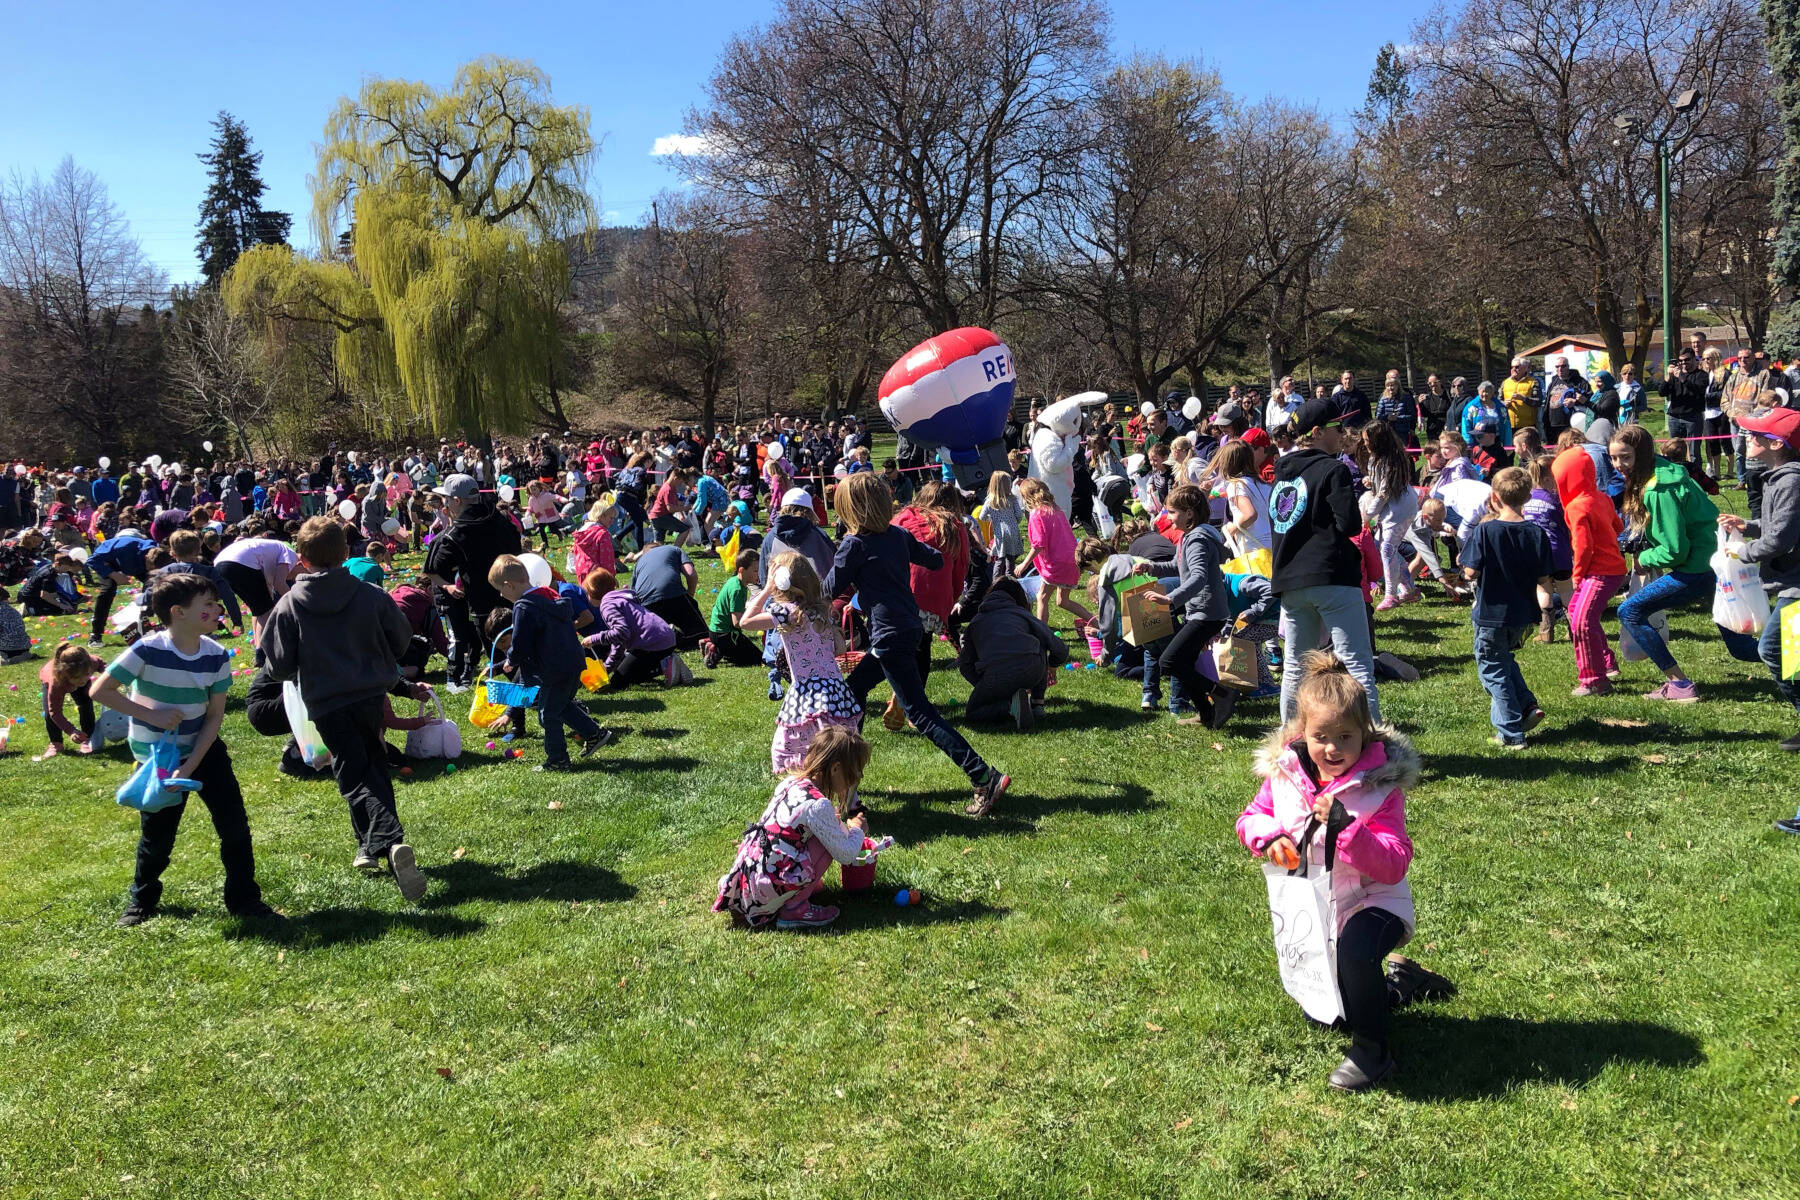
xmin=224 ymin=57 xmax=596 ymax=443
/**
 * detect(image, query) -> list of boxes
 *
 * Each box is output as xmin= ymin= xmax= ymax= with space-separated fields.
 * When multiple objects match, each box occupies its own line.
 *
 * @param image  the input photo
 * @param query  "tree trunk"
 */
xmin=1475 ymin=305 xmax=1493 ymax=383
xmin=1402 ymin=326 xmax=1415 ymax=391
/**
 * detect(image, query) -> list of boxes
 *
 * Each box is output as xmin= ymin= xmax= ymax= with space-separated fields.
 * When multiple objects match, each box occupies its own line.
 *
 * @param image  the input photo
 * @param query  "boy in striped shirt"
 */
xmin=91 ymin=573 xmax=277 ymax=928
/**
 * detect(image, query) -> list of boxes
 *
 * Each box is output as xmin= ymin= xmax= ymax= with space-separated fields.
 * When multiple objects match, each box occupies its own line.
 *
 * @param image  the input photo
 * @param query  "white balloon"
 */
xmin=169 ymin=462 xmax=182 ymax=475
xmin=767 ymin=441 xmax=786 ymax=461
xmin=98 ymin=456 xmax=112 ymax=470
xmin=346 ymin=451 xmax=359 ymax=465
xmin=146 ymin=455 xmax=162 ymax=469
xmin=10 ymin=465 xmax=22 ymax=477
xmin=497 ymin=484 xmax=517 ymax=503
xmin=521 ymin=514 xmax=537 ymax=529
xmin=1140 ymin=401 xmax=1157 ymax=417
xmin=517 ymin=552 xmax=552 ymax=590
xmin=338 ymin=499 xmax=357 ymax=519
xmin=1065 ymin=390 xmax=1109 ymax=408
xmin=202 ymin=440 xmax=214 ymax=452
xmin=1182 ymin=396 xmax=1204 ymax=422
xmin=381 ymin=517 xmax=401 ymax=536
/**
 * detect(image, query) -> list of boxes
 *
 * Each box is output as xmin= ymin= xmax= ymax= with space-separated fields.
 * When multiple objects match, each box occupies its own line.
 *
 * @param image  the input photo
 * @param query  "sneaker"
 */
xmin=768 ymin=678 xmax=785 ymax=703
xmin=116 ymin=905 xmax=155 ymax=928
xmin=1328 ymin=1042 xmax=1394 ymax=1092
xmin=1605 ymin=668 xmax=1623 ymax=682
xmin=701 ymin=638 xmax=721 ymax=669
xmin=1375 ymin=596 xmax=1402 ymax=612
xmin=1247 ymin=684 xmax=1281 ymax=700
xmin=883 ymin=697 xmax=906 ymax=732
xmin=87 ymin=635 xmax=106 ymax=648
xmin=1491 ymin=735 xmax=1527 ymax=751
xmin=1522 ymin=707 xmax=1546 ymax=734
xmin=1570 ymin=681 xmax=1612 ymax=698
xmin=964 ymin=769 xmax=1011 ymax=817
xmin=578 ymin=729 xmax=614 ymax=757
xmin=1139 ymin=696 xmax=1157 ymax=711
xmin=1775 ymin=816 xmax=1800 ymax=835
xmin=1779 ymin=731 xmax=1800 ymax=753
xmin=775 ymin=903 xmax=840 ymax=929
xmin=1207 ymin=688 xmax=1237 ymax=730
xmin=1375 ymin=651 xmax=1420 ymax=682
xmin=673 ymin=656 xmax=695 ymax=685
xmin=1644 ymin=679 xmax=1700 ymax=703
xmin=389 ymin=843 xmax=427 ymax=903
xmin=1011 ymin=688 xmax=1035 ymax=732
xmin=535 ymin=759 xmax=575 ymax=773
xmin=231 ymin=901 xmax=285 ymax=922
xmin=352 ymin=850 xmax=380 ymax=870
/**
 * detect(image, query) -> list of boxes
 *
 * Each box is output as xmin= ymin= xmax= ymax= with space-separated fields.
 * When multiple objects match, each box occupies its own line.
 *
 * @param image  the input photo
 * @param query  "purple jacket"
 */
xmin=1524 ymin=487 xmax=1574 ymax=573
xmin=584 ymin=590 xmax=676 ymax=668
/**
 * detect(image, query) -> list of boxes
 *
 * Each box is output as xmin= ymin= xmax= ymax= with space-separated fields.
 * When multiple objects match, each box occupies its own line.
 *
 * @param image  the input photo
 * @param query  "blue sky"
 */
xmin=3 ymin=0 xmax=1422 ymax=286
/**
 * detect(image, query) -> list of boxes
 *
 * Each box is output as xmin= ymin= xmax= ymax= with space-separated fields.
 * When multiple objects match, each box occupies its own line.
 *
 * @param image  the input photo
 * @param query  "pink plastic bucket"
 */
xmin=840 ymin=861 xmax=876 ymax=891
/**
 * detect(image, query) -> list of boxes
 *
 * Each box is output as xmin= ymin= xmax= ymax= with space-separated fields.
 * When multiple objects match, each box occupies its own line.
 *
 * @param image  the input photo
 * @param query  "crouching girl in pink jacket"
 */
xmin=1236 ymin=650 xmax=1456 ymax=1092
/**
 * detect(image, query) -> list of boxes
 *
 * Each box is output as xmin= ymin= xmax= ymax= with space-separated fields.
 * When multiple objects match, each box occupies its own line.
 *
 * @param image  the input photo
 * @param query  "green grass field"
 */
xmin=2 ymin=531 xmax=1798 ymax=1199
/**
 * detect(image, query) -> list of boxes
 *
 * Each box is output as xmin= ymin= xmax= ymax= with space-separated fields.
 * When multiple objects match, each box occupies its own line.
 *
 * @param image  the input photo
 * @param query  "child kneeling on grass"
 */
xmin=92 ymin=573 xmax=279 ymax=928
xmin=702 ymin=548 xmax=764 ymax=668
xmin=1236 ymin=650 xmax=1454 ymax=1093
xmin=957 ymin=577 xmax=1067 ymax=729
xmin=714 ymin=726 xmax=873 ymax=930
xmin=488 ymin=553 xmax=612 ymax=771
xmin=1460 ymin=467 xmax=1554 ymax=749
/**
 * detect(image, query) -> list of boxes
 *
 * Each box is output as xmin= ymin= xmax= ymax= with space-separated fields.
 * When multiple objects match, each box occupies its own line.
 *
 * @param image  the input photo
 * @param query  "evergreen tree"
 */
xmin=1766 ymin=0 xmax=1800 ymax=355
xmin=195 ymin=112 xmax=291 ymax=287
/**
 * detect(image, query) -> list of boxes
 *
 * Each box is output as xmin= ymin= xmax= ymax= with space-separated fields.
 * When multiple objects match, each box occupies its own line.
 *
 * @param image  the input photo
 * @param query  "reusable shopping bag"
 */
xmin=1262 ymin=816 xmax=1344 ymax=1024
xmin=115 ymin=731 xmax=196 ymax=813
xmin=402 ymin=694 xmax=462 ymax=760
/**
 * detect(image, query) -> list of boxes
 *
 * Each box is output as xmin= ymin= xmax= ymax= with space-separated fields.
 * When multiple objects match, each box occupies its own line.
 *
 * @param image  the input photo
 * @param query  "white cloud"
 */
xmin=651 ymin=134 xmax=711 ymax=157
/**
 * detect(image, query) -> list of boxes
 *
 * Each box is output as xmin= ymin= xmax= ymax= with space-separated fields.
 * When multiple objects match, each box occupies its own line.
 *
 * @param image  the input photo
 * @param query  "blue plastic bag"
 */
xmin=115 ymin=732 xmax=197 ymax=813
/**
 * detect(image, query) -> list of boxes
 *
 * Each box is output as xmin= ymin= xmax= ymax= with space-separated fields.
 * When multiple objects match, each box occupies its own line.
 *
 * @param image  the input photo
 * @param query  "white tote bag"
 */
xmin=1711 ymin=531 xmax=1770 ymax=636
xmin=403 ymin=694 xmax=463 ymax=760
xmin=282 ymin=681 xmax=331 ymax=769
xmin=1261 ymin=819 xmax=1345 ymax=1024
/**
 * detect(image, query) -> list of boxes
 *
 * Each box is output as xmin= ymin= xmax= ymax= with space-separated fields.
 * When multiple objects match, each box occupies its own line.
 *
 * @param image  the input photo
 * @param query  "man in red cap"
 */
xmin=1718 ymin=405 xmax=1800 ymax=785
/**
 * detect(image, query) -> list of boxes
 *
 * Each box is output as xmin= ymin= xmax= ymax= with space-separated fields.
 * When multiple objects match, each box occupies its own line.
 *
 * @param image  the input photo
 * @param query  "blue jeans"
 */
xmin=1138 ymin=633 xmax=1191 ymax=712
xmin=847 ymin=642 xmax=990 ymax=784
xmin=1280 ymin=584 xmax=1381 ymax=725
xmin=1618 ymin=570 xmax=1714 ymax=674
xmin=533 ymin=675 xmax=601 ymax=764
xmin=1759 ymin=594 xmax=1800 ymax=718
xmin=1666 ymin=415 xmax=1699 ymax=441
xmin=1473 ymin=623 xmax=1537 ymax=741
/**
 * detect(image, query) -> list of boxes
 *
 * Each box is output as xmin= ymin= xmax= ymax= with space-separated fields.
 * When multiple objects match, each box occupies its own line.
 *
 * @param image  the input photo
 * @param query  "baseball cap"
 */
xmin=1739 ymin=406 xmax=1800 ymax=444
xmin=1210 ymin=402 xmax=1246 ymax=427
xmin=433 ymin=473 xmax=479 ymax=500
xmin=780 ymin=487 xmax=815 ymax=509
xmin=1288 ymin=397 xmax=1344 ymax=437
xmin=1241 ymin=427 xmax=1271 ymax=450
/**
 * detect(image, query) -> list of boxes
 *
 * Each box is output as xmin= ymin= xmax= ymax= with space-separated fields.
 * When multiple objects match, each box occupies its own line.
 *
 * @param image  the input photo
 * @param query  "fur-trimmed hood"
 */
xmin=1252 ymin=722 xmax=1421 ymax=796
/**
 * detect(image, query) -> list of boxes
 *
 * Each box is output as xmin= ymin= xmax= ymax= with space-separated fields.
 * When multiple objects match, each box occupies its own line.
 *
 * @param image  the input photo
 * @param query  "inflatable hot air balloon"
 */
xmin=878 ymin=328 xmax=1015 ymax=477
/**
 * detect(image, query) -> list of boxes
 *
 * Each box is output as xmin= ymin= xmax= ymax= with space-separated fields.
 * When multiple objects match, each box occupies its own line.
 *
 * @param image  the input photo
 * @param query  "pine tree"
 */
xmin=1766 ymin=0 xmax=1800 ymax=356
xmin=195 ymin=112 xmax=292 ymax=287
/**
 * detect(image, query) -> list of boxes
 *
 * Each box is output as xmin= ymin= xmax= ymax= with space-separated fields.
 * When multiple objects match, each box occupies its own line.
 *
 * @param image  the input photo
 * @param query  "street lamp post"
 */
xmin=1614 ymin=89 xmax=1702 ymax=371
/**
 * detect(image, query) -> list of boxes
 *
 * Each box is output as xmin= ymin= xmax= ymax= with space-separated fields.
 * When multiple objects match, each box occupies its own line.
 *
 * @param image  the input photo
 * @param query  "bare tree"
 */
xmin=167 ymin=287 xmax=271 ymax=458
xmin=689 ymin=0 xmax=1107 ymax=331
xmin=0 ymin=157 xmax=168 ymax=457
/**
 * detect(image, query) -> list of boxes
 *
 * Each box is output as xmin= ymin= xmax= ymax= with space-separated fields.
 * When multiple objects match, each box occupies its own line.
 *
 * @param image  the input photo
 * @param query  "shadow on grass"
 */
xmin=1532 ymin=717 xmax=1773 ymax=749
xmin=1388 ymin=652 xmax=1470 ymax=680
xmin=223 ymin=906 xmax=484 ymax=947
xmin=424 ymin=859 xmax=635 ymax=908
xmin=872 ymin=779 xmax=1158 ymax=845
xmin=606 ymin=753 xmax=702 ymax=775
xmin=1391 ymin=1014 xmax=1703 ymax=1101
xmin=1426 ymin=751 xmax=1638 ymax=782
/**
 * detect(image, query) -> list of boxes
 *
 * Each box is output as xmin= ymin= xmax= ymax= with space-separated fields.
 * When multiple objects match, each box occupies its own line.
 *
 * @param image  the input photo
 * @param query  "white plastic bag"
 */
xmin=1619 ymin=570 xmax=1671 ymax=663
xmin=1262 ymin=823 xmax=1344 ymax=1024
xmin=282 ymin=681 xmax=330 ymax=768
xmin=1711 ymin=531 xmax=1770 ymax=636
xmin=403 ymin=694 xmax=462 ymax=760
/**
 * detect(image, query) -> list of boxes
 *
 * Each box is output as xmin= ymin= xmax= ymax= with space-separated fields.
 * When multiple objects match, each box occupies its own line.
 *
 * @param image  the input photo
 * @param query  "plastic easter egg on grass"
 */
xmin=485 ymin=741 xmax=496 ymax=750
xmin=400 ymin=767 xmax=413 ymax=777
xmin=444 ymin=764 xmax=457 ymax=774
xmin=895 ymin=889 xmax=911 ymax=907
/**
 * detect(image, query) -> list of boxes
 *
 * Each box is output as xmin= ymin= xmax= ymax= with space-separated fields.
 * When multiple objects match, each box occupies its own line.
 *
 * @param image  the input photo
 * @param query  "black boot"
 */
xmin=1329 ymin=1039 xmax=1394 ymax=1092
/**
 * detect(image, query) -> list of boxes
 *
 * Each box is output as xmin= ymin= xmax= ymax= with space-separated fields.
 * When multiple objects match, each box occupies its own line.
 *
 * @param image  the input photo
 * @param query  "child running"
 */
xmin=740 ymin=552 xmax=861 ymax=773
xmin=91 ymin=574 xmax=277 ymax=927
xmin=1460 ymin=467 xmax=1553 ymax=749
xmin=828 ymin=472 xmax=1010 ymax=816
xmin=1016 ymin=477 xmax=1092 ymax=630
xmin=1237 ymin=650 xmax=1455 ymax=1092
xmin=1553 ymin=446 xmax=1627 ymax=696
xmin=714 ymin=726 xmax=874 ymax=930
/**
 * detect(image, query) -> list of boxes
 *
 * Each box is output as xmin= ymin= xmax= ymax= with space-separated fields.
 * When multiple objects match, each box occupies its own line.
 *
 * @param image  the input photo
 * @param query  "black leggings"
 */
xmin=1339 ymin=906 xmax=1408 ymax=1050
xmin=1158 ymin=618 xmax=1227 ymax=718
xmin=44 ymin=690 xmax=95 ymax=745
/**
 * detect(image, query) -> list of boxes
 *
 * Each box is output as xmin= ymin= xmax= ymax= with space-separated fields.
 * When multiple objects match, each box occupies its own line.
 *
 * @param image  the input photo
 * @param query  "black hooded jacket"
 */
xmin=1268 ymin=447 xmax=1363 ymax=593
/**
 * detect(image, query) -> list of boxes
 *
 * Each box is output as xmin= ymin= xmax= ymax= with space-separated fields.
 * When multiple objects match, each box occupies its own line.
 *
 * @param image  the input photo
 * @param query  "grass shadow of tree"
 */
xmin=791 ymin=896 xmax=1009 ymax=935
xmin=1532 ymin=717 xmax=1774 ymax=749
xmin=1389 ymin=1014 xmax=1703 ymax=1102
xmin=871 ymin=779 xmax=1158 ymax=845
xmin=423 ymin=858 xmax=635 ymax=908
xmin=222 ymin=906 xmax=485 ymax=948
xmin=1424 ymin=751 xmax=1639 ymax=783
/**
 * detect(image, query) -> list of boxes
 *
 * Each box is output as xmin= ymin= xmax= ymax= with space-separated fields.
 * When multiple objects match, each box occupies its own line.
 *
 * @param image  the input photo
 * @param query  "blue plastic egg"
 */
xmin=895 ymin=888 xmax=910 ymax=906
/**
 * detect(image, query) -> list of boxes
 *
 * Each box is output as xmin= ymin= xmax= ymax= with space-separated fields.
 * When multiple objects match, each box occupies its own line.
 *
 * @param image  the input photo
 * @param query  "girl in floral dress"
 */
xmin=740 ymin=552 xmax=861 ymax=773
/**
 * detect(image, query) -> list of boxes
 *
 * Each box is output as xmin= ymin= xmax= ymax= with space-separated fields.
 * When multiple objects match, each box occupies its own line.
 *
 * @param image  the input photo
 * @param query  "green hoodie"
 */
xmin=1638 ymin=459 xmax=1718 ymax=576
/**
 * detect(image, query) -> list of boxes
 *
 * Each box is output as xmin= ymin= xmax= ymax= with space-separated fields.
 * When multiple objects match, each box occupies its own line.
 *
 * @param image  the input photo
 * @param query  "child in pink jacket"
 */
xmin=1236 ymin=649 xmax=1456 ymax=1092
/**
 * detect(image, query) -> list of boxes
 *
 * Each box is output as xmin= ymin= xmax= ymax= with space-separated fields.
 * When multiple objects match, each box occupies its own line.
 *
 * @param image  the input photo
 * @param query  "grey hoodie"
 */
xmin=263 ymin=567 xmax=411 ymax=717
xmin=1151 ymin=522 xmax=1229 ymax=621
xmin=1742 ymin=460 xmax=1800 ymax=599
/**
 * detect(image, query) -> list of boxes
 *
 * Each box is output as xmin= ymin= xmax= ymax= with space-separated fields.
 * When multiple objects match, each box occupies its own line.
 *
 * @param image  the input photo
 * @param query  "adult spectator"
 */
xmin=1501 ymin=356 xmax=1542 ymax=435
xmin=1164 ymin=392 xmax=1194 ymax=437
xmin=1267 ymin=376 xmax=1306 ymax=431
xmin=1329 ymin=371 xmax=1371 ymax=429
xmin=1417 ymin=374 xmax=1452 ymax=441
xmin=1268 ymin=397 xmax=1381 ymax=724
xmin=1617 ymin=362 xmax=1645 ymax=424
xmin=86 ymin=533 xmax=156 ymax=647
xmin=1374 ymin=369 xmax=1416 ymax=444
xmin=630 ymin=541 xmax=706 ymax=648
xmin=1541 ymin=354 xmax=1590 ymax=442
xmin=1660 ymin=346 xmax=1709 ymax=441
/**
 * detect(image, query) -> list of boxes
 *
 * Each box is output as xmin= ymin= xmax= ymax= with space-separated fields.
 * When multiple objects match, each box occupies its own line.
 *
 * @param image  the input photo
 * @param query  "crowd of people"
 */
xmin=3 ymin=333 xmax=1797 ymax=1094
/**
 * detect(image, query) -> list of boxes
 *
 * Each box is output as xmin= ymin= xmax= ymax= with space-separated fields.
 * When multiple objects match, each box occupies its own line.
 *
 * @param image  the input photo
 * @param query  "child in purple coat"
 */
xmin=580 ymin=568 xmax=684 ymax=688
xmin=1524 ymin=453 xmax=1575 ymax=643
